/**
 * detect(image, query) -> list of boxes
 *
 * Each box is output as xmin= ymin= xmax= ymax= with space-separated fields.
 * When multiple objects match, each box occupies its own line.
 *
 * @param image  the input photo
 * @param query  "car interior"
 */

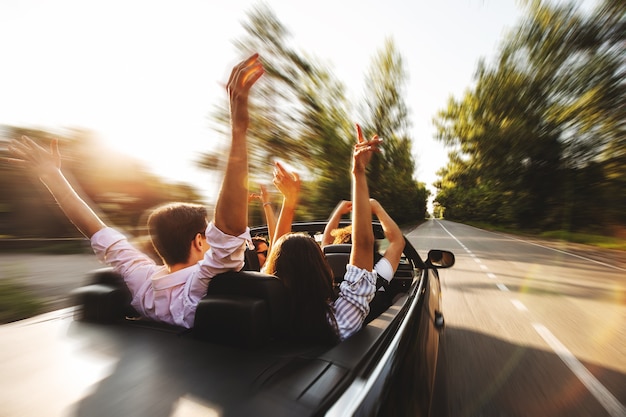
xmin=71 ymin=222 xmax=429 ymax=348
xmin=63 ymin=222 xmax=455 ymax=416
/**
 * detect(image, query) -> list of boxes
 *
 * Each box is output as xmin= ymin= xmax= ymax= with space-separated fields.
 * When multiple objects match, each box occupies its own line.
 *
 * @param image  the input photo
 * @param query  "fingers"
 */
xmin=274 ymin=161 xmax=298 ymax=182
xmin=50 ymin=138 xmax=60 ymax=159
xmin=226 ymin=53 xmax=258 ymax=89
xmin=354 ymin=124 xmax=382 ymax=148
xmin=274 ymin=160 xmax=287 ymax=176
xmin=227 ymin=53 xmax=264 ymax=97
xmin=1 ymin=157 xmax=27 ymax=168
xmin=354 ymin=139 xmax=382 ymax=155
xmin=11 ymin=135 xmax=46 ymax=156
xmin=19 ymin=135 xmax=44 ymax=153
xmin=273 ymin=161 xmax=301 ymax=195
xmin=352 ymin=128 xmax=382 ymax=173
xmin=355 ymin=123 xmax=365 ymax=143
xmin=7 ymin=142 xmax=27 ymax=160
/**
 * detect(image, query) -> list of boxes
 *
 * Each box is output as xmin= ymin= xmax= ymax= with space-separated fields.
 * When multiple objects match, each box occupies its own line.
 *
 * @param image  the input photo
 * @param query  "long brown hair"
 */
xmin=264 ymin=233 xmax=339 ymax=344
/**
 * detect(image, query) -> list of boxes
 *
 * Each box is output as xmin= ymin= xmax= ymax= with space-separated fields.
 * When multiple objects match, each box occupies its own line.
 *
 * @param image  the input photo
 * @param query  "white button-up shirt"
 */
xmin=90 ymin=222 xmax=250 ymax=328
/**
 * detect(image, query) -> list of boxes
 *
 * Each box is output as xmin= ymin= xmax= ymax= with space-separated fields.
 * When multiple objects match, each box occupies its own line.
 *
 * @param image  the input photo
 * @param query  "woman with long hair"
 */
xmin=264 ymin=124 xmax=382 ymax=343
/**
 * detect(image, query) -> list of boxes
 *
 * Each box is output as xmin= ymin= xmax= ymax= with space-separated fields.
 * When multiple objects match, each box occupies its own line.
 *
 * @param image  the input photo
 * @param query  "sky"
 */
xmin=0 ymin=0 xmax=585 ymax=208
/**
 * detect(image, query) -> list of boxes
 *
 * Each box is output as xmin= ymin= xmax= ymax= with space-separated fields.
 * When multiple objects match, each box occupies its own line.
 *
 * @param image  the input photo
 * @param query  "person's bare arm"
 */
xmin=259 ymin=184 xmax=277 ymax=244
xmin=349 ymin=124 xmax=382 ymax=270
xmin=370 ymin=198 xmax=404 ymax=273
xmin=321 ymin=200 xmax=352 ymax=246
xmin=272 ymin=161 xmax=301 ymax=244
xmin=5 ymin=136 xmax=106 ymax=238
xmin=250 ymin=183 xmax=277 ymax=244
xmin=214 ymin=54 xmax=264 ymax=236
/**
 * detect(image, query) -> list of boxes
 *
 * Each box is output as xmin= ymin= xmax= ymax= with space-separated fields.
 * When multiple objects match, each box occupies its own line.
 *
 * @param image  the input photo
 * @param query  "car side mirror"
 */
xmin=426 ymin=250 xmax=455 ymax=268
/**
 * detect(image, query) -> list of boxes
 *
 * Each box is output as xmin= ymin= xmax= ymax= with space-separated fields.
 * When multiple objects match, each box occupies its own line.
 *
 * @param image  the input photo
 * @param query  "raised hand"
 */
xmin=226 ymin=53 xmax=265 ymax=134
xmin=352 ymin=124 xmax=382 ymax=174
xmin=3 ymin=135 xmax=106 ymax=238
xmin=337 ymin=200 xmax=353 ymax=214
xmin=5 ymin=136 xmax=62 ymax=178
xmin=350 ymin=123 xmax=381 ymax=270
xmin=249 ymin=184 xmax=271 ymax=206
xmin=272 ymin=161 xmax=301 ymax=203
xmin=215 ymin=53 xmax=264 ymax=236
xmin=271 ymin=161 xmax=302 ymax=243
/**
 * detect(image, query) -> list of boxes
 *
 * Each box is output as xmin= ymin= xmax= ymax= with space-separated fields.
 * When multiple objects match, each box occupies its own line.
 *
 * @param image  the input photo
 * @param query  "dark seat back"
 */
xmin=243 ymin=247 xmax=261 ymax=271
xmin=71 ymin=267 xmax=138 ymax=323
xmin=73 ymin=267 xmax=288 ymax=348
xmin=193 ymin=270 xmax=288 ymax=347
xmin=323 ymin=244 xmax=352 ymax=283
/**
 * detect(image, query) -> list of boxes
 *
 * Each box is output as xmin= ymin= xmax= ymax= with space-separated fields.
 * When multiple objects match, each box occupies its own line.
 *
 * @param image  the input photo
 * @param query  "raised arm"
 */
xmin=214 ymin=54 xmax=264 ymax=236
xmin=321 ymin=200 xmax=352 ymax=246
xmin=5 ymin=136 xmax=106 ymax=238
xmin=272 ymin=161 xmax=301 ymax=244
xmin=259 ymin=184 xmax=277 ymax=244
xmin=349 ymin=124 xmax=382 ymax=270
xmin=370 ymin=198 xmax=404 ymax=273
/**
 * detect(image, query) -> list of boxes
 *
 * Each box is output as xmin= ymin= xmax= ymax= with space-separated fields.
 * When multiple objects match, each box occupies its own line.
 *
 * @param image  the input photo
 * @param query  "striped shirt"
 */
xmin=332 ymin=264 xmax=378 ymax=340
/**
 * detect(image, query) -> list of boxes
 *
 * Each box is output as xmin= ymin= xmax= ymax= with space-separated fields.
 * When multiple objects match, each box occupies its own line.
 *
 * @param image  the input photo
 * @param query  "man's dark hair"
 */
xmin=147 ymin=202 xmax=208 ymax=266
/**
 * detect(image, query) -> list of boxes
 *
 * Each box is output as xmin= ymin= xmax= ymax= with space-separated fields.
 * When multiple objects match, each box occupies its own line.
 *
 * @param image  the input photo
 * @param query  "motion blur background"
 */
xmin=1 ymin=0 xmax=623 ymax=241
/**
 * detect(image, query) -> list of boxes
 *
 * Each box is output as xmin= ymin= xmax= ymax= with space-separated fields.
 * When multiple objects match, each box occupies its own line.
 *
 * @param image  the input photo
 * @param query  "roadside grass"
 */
xmin=0 ymin=278 xmax=45 ymax=324
xmin=538 ymin=230 xmax=626 ymax=251
xmin=465 ymin=222 xmax=626 ymax=251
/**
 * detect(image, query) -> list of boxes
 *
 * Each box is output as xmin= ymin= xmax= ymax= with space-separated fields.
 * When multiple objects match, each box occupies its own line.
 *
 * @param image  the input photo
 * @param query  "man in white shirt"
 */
xmin=4 ymin=54 xmax=265 ymax=328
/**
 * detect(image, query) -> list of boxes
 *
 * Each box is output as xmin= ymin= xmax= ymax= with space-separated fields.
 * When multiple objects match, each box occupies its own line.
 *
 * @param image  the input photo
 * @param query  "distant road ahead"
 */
xmin=407 ymin=220 xmax=626 ymax=417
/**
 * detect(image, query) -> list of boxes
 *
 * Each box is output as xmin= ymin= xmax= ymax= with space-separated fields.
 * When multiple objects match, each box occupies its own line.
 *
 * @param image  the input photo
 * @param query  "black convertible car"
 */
xmin=1 ymin=221 xmax=454 ymax=417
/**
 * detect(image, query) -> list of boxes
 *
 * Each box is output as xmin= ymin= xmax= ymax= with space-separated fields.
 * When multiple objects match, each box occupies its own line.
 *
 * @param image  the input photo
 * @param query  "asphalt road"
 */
xmin=407 ymin=219 xmax=626 ymax=417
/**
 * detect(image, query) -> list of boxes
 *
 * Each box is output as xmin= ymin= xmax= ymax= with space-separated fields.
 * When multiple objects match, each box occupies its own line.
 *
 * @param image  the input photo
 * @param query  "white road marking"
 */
xmin=437 ymin=221 xmax=471 ymax=253
xmin=437 ymin=219 xmax=625 ymax=272
xmin=436 ymin=220 xmax=626 ymax=416
xmin=533 ymin=324 xmax=626 ymax=417
xmin=480 ymin=264 xmax=488 ymax=270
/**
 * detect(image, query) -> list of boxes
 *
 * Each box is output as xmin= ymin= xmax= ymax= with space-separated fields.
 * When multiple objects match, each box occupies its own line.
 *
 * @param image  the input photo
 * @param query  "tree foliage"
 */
xmin=433 ymin=0 xmax=625 ymax=233
xmin=203 ymin=5 xmax=427 ymax=225
xmin=362 ymin=39 xmax=428 ymax=222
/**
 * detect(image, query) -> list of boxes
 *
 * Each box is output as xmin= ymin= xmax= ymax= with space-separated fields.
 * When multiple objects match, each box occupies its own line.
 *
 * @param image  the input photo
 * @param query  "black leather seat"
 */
xmin=322 ymin=244 xmax=352 ymax=284
xmin=193 ymin=270 xmax=288 ymax=347
xmin=73 ymin=268 xmax=288 ymax=348
xmin=71 ymin=267 xmax=138 ymax=323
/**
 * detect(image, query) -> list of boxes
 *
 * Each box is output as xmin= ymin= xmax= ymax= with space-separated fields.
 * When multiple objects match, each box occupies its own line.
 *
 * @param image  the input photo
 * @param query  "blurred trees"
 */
xmin=200 ymin=5 xmax=427 ymax=225
xmin=363 ymin=39 xmax=429 ymax=222
xmin=0 ymin=126 xmax=204 ymax=240
xmin=433 ymin=0 xmax=625 ymax=234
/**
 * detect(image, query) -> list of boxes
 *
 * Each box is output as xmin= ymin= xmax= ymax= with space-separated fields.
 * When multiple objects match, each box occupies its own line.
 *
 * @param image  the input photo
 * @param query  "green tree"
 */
xmin=362 ymin=39 xmax=428 ymax=223
xmin=202 ymin=5 xmax=427 ymax=225
xmin=434 ymin=0 xmax=625 ymax=232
